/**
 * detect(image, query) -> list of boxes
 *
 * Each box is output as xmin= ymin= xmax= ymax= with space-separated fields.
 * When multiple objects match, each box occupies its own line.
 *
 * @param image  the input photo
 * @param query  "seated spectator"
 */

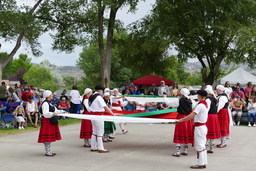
xmin=135 ymin=101 xmax=146 ymax=112
xmin=247 ymin=96 xmax=256 ymax=127
xmin=0 ymin=81 xmax=7 ymax=101
xmin=138 ymin=85 xmax=145 ymax=94
xmin=21 ymin=86 xmax=34 ymax=107
xmin=234 ymin=82 xmax=245 ymax=92
xmin=148 ymin=84 xmax=158 ymax=95
xmin=231 ymin=85 xmax=245 ymax=100
xmin=159 ymin=92 xmax=172 ymax=110
xmin=0 ymin=101 xmax=7 ymax=117
xmin=146 ymin=102 xmax=157 ymax=112
xmin=13 ymin=106 xmax=26 ymax=129
xmin=249 ymin=85 xmax=256 ymax=100
xmin=171 ymin=82 xmax=180 ymax=96
xmin=231 ymin=95 xmax=244 ymax=126
xmin=122 ymin=84 xmax=130 ymax=95
xmin=33 ymin=92 xmax=42 ymax=107
xmin=244 ymin=82 xmax=253 ymax=102
xmin=224 ymin=81 xmax=233 ymax=100
xmin=132 ymin=86 xmax=141 ymax=95
xmin=58 ymin=98 xmax=70 ymax=119
xmin=7 ymin=87 xmax=20 ymax=102
xmin=14 ymin=84 xmax=22 ymax=99
xmin=158 ymin=80 xmax=170 ymax=96
xmin=51 ymin=93 xmax=60 ymax=107
xmin=26 ymin=95 xmax=39 ymax=127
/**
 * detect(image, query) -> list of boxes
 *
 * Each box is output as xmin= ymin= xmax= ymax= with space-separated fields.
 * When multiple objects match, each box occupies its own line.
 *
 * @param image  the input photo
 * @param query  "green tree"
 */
xmin=63 ymin=76 xmax=76 ymax=87
xmin=0 ymin=0 xmax=45 ymax=79
xmin=3 ymin=54 xmax=32 ymax=79
xmin=23 ymin=65 xmax=56 ymax=91
xmin=36 ymin=0 xmax=141 ymax=87
xmin=77 ymin=41 xmax=133 ymax=88
xmin=133 ymin=0 xmax=256 ymax=84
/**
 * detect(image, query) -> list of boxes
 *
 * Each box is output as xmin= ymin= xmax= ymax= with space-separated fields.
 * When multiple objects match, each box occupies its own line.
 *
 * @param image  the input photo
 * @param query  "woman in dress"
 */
xmin=38 ymin=90 xmax=66 ymax=157
xmin=79 ymin=88 xmax=93 ymax=147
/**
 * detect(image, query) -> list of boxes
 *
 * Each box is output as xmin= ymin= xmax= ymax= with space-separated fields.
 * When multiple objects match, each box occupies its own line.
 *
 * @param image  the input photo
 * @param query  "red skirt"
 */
xmin=79 ymin=111 xmax=92 ymax=139
xmin=218 ymin=108 xmax=230 ymax=137
xmin=173 ymin=114 xmax=194 ymax=144
xmin=206 ymin=114 xmax=221 ymax=139
xmin=38 ymin=118 xmax=61 ymax=143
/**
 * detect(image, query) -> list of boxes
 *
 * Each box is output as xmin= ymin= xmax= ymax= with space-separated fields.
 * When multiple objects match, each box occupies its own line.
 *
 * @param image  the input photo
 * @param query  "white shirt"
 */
xmin=136 ymin=101 xmax=146 ymax=110
xmin=88 ymin=93 xmax=106 ymax=112
xmin=27 ymin=101 xmax=37 ymax=112
xmin=247 ymin=102 xmax=256 ymax=113
xmin=205 ymin=98 xmax=211 ymax=113
xmin=70 ymin=90 xmax=81 ymax=104
xmin=83 ymin=99 xmax=90 ymax=112
xmin=217 ymin=95 xmax=228 ymax=112
xmin=41 ymin=101 xmax=63 ymax=118
xmin=194 ymin=103 xmax=208 ymax=123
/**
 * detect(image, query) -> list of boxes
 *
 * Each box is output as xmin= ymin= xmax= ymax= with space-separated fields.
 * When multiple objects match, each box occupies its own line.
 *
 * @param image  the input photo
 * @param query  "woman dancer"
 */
xmin=38 ymin=90 xmax=66 ymax=156
xmin=80 ymin=88 xmax=93 ymax=147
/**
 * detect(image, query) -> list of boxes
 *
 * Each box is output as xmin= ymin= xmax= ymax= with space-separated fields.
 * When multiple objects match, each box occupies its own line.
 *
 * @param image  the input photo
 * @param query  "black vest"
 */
xmin=177 ymin=97 xmax=192 ymax=115
xmin=206 ymin=97 xmax=217 ymax=114
xmin=41 ymin=100 xmax=58 ymax=125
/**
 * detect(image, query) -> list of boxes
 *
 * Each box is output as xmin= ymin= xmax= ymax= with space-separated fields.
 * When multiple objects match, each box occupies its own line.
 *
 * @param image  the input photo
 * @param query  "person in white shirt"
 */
xmin=69 ymin=85 xmax=81 ymax=114
xmin=158 ymin=80 xmax=170 ymax=96
xmin=216 ymin=85 xmax=230 ymax=148
xmin=37 ymin=90 xmax=66 ymax=157
xmin=176 ymin=90 xmax=208 ymax=169
xmin=247 ymin=96 xmax=256 ymax=127
xmin=89 ymin=85 xmax=115 ymax=153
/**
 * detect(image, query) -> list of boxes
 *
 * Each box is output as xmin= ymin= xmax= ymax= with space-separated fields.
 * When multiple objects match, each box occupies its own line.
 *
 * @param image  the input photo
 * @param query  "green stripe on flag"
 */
xmin=118 ymin=108 xmax=178 ymax=118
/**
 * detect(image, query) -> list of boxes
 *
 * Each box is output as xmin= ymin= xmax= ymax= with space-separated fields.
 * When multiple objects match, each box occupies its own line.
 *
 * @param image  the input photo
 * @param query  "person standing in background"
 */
xmin=69 ymin=85 xmax=81 ymax=114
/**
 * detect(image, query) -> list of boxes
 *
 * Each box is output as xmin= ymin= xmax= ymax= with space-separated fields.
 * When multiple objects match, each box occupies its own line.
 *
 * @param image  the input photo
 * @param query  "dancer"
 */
xmin=38 ymin=90 xmax=66 ymax=156
xmin=216 ymin=85 xmax=230 ymax=148
xmin=172 ymin=88 xmax=193 ymax=157
xmin=103 ymin=92 xmax=116 ymax=142
xmin=205 ymin=85 xmax=221 ymax=153
xmin=111 ymin=88 xmax=128 ymax=134
xmin=89 ymin=85 xmax=115 ymax=153
xmin=80 ymin=88 xmax=93 ymax=147
xmin=176 ymin=90 xmax=208 ymax=169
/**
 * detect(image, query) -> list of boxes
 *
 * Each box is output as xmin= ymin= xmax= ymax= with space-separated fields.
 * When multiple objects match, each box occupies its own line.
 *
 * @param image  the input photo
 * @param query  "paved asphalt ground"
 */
xmin=0 ymin=123 xmax=255 ymax=171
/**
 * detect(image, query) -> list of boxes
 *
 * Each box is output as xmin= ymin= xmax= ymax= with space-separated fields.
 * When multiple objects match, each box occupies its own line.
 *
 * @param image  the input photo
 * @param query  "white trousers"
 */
xmin=194 ymin=126 xmax=207 ymax=165
xmin=91 ymin=120 xmax=104 ymax=150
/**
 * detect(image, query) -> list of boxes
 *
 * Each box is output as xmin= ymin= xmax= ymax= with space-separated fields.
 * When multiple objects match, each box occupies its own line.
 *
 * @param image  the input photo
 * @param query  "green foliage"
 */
xmin=63 ymin=77 xmax=76 ymax=87
xmin=3 ymin=54 xmax=32 ymax=79
xmin=77 ymin=41 xmax=133 ymax=88
xmin=23 ymin=65 xmax=57 ymax=91
xmin=132 ymin=0 xmax=256 ymax=84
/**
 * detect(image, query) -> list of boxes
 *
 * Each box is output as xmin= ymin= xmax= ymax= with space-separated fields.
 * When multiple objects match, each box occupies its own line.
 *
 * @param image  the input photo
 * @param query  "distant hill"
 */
xmin=55 ymin=66 xmax=85 ymax=80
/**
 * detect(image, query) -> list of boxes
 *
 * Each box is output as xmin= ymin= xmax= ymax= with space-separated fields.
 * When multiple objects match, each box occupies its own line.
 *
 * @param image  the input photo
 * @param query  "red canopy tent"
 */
xmin=132 ymin=75 xmax=174 ymax=86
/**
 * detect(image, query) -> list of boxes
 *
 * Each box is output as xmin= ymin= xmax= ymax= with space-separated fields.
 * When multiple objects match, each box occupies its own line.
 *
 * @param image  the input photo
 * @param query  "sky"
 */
xmin=1 ymin=0 xmax=197 ymax=66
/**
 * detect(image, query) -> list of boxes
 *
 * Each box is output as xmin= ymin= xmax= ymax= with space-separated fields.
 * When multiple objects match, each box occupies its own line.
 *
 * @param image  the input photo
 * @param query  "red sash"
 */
xmin=198 ymin=100 xmax=208 ymax=108
xmin=89 ymin=112 xmax=103 ymax=115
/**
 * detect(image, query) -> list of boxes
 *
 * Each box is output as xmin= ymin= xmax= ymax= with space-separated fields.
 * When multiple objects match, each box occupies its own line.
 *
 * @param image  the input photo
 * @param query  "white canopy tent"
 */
xmin=220 ymin=67 xmax=256 ymax=85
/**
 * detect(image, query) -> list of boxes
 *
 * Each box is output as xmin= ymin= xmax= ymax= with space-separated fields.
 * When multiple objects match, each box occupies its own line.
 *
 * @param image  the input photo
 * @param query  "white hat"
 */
xmin=180 ymin=88 xmax=190 ymax=98
xmin=104 ymin=88 xmax=110 ymax=92
xmin=205 ymin=85 xmax=216 ymax=98
xmin=42 ymin=90 xmax=52 ymax=101
xmin=83 ymin=88 xmax=92 ymax=96
xmin=216 ymin=85 xmax=225 ymax=92
xmin=103 ymin=92 xmax=110 ymax=97
xmin=113 ymin=88 xmax=118 ymax=91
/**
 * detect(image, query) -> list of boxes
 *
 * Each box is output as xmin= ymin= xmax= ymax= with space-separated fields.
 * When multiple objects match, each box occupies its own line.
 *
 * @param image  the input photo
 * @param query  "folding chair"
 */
xmin=7 ymin=102 xmax=21 ymax=114
xmin=2 ymin=114 xmax=15 ymax=129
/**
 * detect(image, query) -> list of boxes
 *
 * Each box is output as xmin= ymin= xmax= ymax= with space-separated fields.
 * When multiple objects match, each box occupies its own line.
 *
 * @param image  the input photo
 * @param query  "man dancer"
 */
xmin=89 ymin=85 xmax=115 ymax=153
xmin=176 ymin=90 xmax=208 ymax=169
xmin=216 ymin=85 xmax=230 ymax=148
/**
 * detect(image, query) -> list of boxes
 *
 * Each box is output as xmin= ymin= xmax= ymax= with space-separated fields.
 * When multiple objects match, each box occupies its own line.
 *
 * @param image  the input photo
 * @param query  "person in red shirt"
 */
xmin=21 ymin=87 xmax=34 ymax=102
xmin=58 ymin=98 xmax=70 ymax=119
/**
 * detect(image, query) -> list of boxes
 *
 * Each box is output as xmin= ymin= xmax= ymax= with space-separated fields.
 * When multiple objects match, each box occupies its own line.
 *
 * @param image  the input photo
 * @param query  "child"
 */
xmin=58 ymin=98 xmax=70 ymax=120
xmin=247 ymin=96 xmax=256 ymax=127
xmin=14 ymin=106 xmax=26 ymax=129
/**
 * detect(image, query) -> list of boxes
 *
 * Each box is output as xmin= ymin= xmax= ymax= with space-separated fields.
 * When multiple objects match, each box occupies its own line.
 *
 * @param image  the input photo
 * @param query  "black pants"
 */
xmin=70 ymin=102 xmax=78 ymax=114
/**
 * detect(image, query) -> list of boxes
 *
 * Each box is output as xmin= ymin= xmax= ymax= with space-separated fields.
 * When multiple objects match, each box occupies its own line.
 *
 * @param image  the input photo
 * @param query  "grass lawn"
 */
xmin=0 ymin=118 xmax=81 ymax=137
